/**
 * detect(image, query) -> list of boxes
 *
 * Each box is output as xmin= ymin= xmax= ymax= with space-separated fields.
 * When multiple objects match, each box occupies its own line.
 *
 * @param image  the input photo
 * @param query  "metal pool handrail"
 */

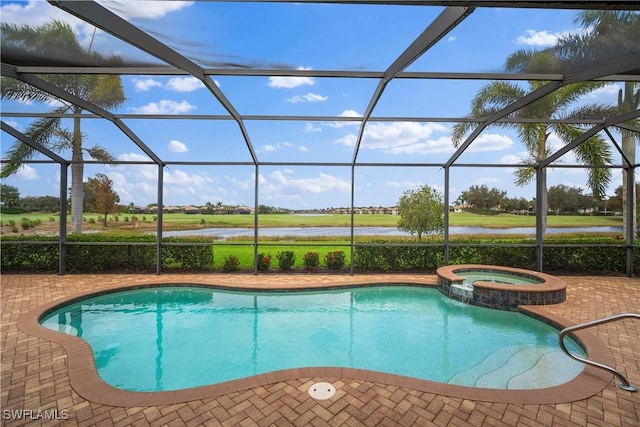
xmin=559 ymin=313 xmax=640 ymax=392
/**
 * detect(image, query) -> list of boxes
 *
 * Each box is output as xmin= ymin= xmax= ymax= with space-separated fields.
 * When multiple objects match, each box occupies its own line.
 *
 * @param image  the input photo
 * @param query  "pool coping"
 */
xmin=16 ymin=280 xmax=615 ymax=407
xmin=437 ymin=264 xmax=567 ymax=309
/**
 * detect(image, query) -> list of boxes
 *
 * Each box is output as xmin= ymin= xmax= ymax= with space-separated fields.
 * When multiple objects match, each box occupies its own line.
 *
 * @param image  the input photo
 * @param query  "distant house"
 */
xmin=183 ymin=205 xmax=201 ymax=214
xmin=235 ymin=205 xmax=254 ymax=215
xmin=164 ymin=206 xmax=181 ymax=214
xmin=131 ymin=206 xmax=148 ymax=214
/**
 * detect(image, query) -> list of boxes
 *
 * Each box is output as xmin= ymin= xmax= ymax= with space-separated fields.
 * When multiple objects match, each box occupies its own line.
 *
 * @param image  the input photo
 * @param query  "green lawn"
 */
xmin=213 ymin=241 xmax=352 ymax=270
xmin=0 ymin=211 xmax=623 ymax=230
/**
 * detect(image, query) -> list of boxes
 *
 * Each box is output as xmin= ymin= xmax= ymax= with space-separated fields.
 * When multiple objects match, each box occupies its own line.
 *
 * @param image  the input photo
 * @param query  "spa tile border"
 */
xmin=437 ymin=264 xmax=567 ymax=309
xmin=17 ymin=277 xmax=614 ymax=408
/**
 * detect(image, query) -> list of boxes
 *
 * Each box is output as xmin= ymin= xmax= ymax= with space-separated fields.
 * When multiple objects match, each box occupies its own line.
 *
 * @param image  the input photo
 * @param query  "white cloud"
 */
xmin=268 ymin=67 xmax=315 ymax=88
xmin=164 ymin=169 xmax=213 ymax=187
xmin=465 ymin=133 xmax=514 ymax=152
xmin=105 ymin=160 xmax=220 ymax=205
xmin=97 ymin=0 xmax=194 ymax=20
xmin=584 ymin=83 xmax=620 ymax=100
xmin=516 ymin=29 xmax=562 ymax=47
xmin=0 ymin=0 xmax=81 ymax=29
xmin=286 ymin=92 xmax=328 ymax=103
xmin=304 ymin=123 xmax=322 ymax=132
xmin=168 ymin=140 xmax=189 ymax=153
xmin=15 ymin=165 xmax=39 ymax=181
xmin=0 ymin=1 xmax=189 ymax=55
xmin=446 ymin=36 xmax=456 ymax=42
xmin=166 ymin=77 xmax=204 ymax=92
xmin=265 ymin=170 xmax=350 ymax=195
xmin=132 ymin=78 xmax=162 ymax=92
xmin=117 ymin=153 xmax=153 ymax=162
xmin=324 ymin=110 xmax=363 ymax=128
xmin=130 ymin=100 xmax=196 ymax=114
xmin=500 ymin=154 xmax=524 ymax=164
xmin=299 ymin=146 xmax=310 ymax=152
xmin=334 ymin=121 xmax=453 ymax=155
xmin=258 ymin=142 xmax=298 ymax=153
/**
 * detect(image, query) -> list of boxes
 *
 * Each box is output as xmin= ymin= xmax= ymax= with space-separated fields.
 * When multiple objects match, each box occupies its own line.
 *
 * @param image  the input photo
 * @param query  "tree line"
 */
xmin=2 ymin=180 xmax=635 ymax=219
xmin=456 ymin=183 xmax=638 ymax=215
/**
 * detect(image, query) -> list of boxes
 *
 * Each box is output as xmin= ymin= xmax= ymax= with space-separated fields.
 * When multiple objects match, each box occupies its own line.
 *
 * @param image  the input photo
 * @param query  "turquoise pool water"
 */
xmin=40 ymin=285 xmax=584 ymax=392
xmin=459 ymin=271 xmax=544 ymax=286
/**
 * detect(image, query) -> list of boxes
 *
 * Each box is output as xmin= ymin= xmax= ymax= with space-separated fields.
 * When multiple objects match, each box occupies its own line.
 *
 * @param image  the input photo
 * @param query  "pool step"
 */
xmin=448 ymin=346 xmax=583 ymax=389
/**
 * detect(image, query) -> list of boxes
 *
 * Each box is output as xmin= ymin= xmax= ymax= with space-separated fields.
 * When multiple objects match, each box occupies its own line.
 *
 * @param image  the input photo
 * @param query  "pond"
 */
xmin=160 ymin=226 xmax=622 ymax=239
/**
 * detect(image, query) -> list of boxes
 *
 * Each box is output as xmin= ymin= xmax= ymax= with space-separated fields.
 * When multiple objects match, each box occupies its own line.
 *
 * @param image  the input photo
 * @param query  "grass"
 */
xmin=213 ymin=240 xmax=352 ymax=270
xmin=0 ymin=211 xmax=623 ymax=231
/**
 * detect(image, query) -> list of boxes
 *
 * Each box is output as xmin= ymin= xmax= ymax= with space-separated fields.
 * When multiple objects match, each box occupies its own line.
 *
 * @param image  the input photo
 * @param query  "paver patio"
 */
xmin=1 ymin=274 xmax=639 ymax=426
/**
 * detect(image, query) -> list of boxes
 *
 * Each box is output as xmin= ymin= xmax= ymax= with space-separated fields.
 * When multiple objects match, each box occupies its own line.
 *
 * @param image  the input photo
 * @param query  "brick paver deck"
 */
xmin=1 ymin=274 xmax=639 ymax=426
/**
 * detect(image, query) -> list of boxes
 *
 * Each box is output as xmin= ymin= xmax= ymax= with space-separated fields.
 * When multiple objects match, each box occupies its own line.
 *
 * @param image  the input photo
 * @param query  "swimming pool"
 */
xmin=40 ymin=285 xmax=585 ymax=393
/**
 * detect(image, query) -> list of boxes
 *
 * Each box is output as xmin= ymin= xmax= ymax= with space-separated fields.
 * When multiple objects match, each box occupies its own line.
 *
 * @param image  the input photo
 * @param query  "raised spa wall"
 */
xmin=437 ymin=264 xmax=566 ymax=311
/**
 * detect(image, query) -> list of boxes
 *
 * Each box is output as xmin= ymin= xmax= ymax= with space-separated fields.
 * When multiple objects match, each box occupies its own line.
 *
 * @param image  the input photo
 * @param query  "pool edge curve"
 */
xmin=17 ymin=281 xmax=615 ymax=407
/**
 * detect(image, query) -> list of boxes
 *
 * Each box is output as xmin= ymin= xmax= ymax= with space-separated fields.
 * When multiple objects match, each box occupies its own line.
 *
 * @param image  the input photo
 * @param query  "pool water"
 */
xmin=459 ymin=271 xmax=544 ymax=286
xmin=40 ymin=285 xmax=584 ymax=392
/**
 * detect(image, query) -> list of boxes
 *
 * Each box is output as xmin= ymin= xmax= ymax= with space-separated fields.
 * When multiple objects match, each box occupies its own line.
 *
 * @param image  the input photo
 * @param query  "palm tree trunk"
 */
xmin=540 ymin=167 xmax=548 ymax=236
xmin=71 ymin=115 xmax=83 ymax=234
xmin=622 ymin=128 xmax=636 ymax=239
xmin=538 ymin=129 xmax=549 ymax=236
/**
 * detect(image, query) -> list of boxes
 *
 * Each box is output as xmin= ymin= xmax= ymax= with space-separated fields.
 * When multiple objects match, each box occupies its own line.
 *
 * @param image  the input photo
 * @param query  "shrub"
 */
xmin=325 ymin=251 xmax=345 ymax=270
xmin=257 ymin=252 xmax=272 ymax=272
xmin=222 ymin=255 xmax=240 ymax=272
xmin=162 ymin=237 xmax=214 ymax=270
xmin=303 ymin=252 xmax=320 ymax=270
xmin=276 ymin=251 xmax=296 ymax=271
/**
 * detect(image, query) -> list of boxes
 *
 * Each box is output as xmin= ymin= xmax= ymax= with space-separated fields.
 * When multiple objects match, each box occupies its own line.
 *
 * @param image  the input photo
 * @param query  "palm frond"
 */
xmin=0 ymin=110 xmax=66 ymax=177
xmin=85 ymin=146 xmax=116 ymax=162
xmin=1 ymin=77 xmax=60 ymax=105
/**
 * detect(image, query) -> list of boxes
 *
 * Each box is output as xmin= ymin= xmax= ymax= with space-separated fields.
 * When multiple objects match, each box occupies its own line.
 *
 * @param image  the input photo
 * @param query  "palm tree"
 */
xmin=451 ymin=49 xmax=613 ymax=235
xmin=553 ymin=11 xmax=640 ymax=238
xmin=1 ymin=21 xmax=125 ymax=233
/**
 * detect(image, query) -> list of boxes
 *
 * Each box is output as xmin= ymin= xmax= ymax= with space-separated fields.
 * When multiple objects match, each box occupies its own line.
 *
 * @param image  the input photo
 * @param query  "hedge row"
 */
xmin=1 ymin=236 xmax=637 ymax=274
xmin=0 ymin=235 xmax=213 ymax=273
xmin=353 ymin=238 xmax=637 ymax=275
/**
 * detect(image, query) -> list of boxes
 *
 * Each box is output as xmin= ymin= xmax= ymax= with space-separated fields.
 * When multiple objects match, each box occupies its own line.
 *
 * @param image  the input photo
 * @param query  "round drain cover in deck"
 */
xmin=308 ymin=382 xmax=336 ymax=400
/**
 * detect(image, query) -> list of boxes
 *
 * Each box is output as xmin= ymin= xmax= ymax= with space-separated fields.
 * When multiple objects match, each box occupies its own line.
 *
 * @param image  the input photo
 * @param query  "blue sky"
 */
xmin=0 ymin=1 xmax=627 ymax=209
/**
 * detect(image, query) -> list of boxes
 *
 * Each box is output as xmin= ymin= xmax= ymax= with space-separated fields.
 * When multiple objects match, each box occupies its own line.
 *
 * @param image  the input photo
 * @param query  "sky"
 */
xmin=0 ymin=0 xmax=630 ymax=210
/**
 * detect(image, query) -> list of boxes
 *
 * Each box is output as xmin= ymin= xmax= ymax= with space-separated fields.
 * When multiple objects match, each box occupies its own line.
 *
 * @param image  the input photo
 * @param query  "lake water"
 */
xmin=161 ymin=226 xmax=622 ymax=239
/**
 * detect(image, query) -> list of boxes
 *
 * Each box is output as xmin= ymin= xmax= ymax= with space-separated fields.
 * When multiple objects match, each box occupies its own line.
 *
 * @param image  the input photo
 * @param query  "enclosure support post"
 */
xmin=253 ymin=164 xmax=259 ymax=275
xmin=350 ymin=165 xmax=355 ymax=275
xmin=625 ymin=164 xmax=635 ymax=277
xmin=156 ymin=165 xmax=164 ymax=275
xmin=444 ymin=166 xmax=450 ymax=265
xmin=58 ymin=163 xmax=68 ymax=275
xmin=535 ymin=167 xmax=544 ymax=271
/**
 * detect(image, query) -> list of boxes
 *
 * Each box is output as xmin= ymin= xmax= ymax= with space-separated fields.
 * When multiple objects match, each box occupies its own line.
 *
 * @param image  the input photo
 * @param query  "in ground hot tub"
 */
xmin=437 ymin=264 xmax=566 ymax=310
